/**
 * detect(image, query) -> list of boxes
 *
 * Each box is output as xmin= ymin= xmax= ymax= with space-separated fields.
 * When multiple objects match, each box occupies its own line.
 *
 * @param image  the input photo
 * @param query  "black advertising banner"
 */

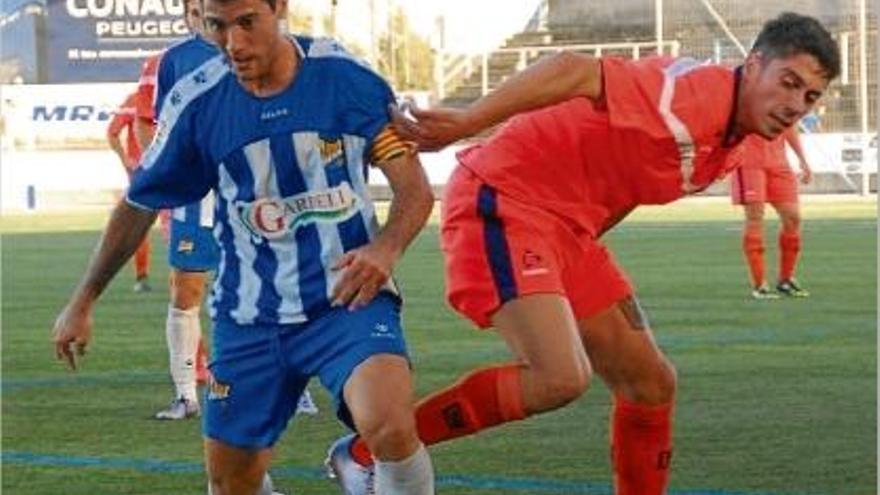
xmin=45 ymin=0 xmax=187 ymax=82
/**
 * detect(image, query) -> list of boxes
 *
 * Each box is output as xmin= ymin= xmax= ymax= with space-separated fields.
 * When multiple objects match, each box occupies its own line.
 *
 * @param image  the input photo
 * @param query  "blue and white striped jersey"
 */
xmin=156 ymin=34 xmax=220 ymax=228
xmin=128 ymin=36 xmax=398 ymax=326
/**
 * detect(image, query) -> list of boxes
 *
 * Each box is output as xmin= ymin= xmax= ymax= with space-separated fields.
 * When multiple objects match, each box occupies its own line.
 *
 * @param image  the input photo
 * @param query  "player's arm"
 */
xmin=106 ymin=117 xmax=128 ymax=167
xmin=784 ymin=126 xmax=812 ymax=184
xmin=134 ymin=55 xmax=160 ymax=151
xmin=53 ymin=202 xmax=158 ymax=369
xmin=392 ymin=51 xmax=603 ymax=151
xmin=134 ymin=118 xmax=155 ymax=153
xmin=331 ymin=128 xmax=433 ymax=310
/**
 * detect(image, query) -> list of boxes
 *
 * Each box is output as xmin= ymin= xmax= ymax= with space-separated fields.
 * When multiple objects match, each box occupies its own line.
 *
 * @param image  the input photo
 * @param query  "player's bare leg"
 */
xmin=333 ymin=354 xmax=433 ymax=494
xmin=156 ymin=269 xmax=208 ymax=420
xmin=771 ymin=201 xmax=809 ymax=297
xmin=398 ymin=293 xmax=589 ymax=447
xmin=205 ymin=439 xmax=275 ymax=495
xmin=742 ymin=203 xmax=778 ymax=299
xmin=329 ymin=293 xmax=591 ymax=490
xmin=578 ymin=296 xmax=676 ymax=495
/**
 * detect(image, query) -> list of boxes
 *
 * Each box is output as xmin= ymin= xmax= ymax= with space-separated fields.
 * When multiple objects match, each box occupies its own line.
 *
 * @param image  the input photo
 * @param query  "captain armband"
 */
xmin=369 ymin=125 xmax=415 ymax=166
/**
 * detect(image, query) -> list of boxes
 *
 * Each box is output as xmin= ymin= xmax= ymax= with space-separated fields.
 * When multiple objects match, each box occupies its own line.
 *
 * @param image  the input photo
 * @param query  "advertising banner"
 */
xmin=2 ymin=83 xmax=136 ymax=149
xmin=45 ymin=0 xmax=187 ymax=82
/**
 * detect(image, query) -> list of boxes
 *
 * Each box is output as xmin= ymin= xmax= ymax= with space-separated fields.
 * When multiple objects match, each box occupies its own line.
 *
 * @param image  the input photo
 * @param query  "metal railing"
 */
xmin=438 ymin=40 xmax=681 ymax=100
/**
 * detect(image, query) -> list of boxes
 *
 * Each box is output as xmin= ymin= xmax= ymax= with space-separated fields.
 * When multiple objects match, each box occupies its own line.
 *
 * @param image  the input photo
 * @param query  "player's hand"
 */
xmin=799 ymin=163 xmax=813 ymax=185
xmin=390 ymin=103 xmax=471 ymax=152
xmin=330 ymin=244 xmax=396 ymax=311
xmin=52 ymin=302 xmax=93 ymax=371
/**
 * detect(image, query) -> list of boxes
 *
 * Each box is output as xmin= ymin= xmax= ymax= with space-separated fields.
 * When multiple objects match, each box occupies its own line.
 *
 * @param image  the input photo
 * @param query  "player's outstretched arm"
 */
xmin=52 ymin=201 xmax=158 ymax=370
xmin=391 ymin=51 xmax=602 ymax=151
xmin=331 ymin=149 xmax=433 ymax=310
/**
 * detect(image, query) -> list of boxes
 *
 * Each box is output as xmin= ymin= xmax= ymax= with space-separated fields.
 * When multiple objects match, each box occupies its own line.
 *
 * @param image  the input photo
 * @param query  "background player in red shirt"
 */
xmin=106 ymin=91 xmax=152 ymax=293
xmin=327 ymin=12 xmax=839 ymax=495
xmin=729 ymin=128 xmax=813 ymax=299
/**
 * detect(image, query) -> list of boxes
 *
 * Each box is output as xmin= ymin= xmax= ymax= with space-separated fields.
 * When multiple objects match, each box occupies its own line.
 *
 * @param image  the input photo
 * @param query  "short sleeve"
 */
xmin=343 ymin=65 xmax=397 ymax=162
xmin=135 ymin=55 xmax=160 ymax=122
xmin=600 ymin=57 xmax=671 ymax=140
xmin=126 ymin=102 xmax=215 ymax=210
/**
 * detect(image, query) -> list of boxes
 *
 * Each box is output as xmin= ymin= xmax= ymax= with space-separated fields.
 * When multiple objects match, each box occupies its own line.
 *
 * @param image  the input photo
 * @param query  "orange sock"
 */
xmin=611 ymin=395 xmax=673 ymax=495
xmin=349 ymin=364 xmax=526 ymax=467
xmin=742 ymin=226 xmax=765 ymax=287
xmin=778 ymin=230 xmax=800 ymax=281
xmin=134 ymin=238 xmax=150 ymax=280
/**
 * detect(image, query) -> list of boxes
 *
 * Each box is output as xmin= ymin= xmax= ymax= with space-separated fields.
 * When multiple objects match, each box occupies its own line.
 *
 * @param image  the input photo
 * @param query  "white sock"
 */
xmin=165 ymin=305 xmax=201 ymax=402
xmin=207 ymin=473 xmax=274 ymax=495
xmin=257 ymin=472 xmax=276 ymax=495
xmin=374 ymin=443 xmax=434 ymax=495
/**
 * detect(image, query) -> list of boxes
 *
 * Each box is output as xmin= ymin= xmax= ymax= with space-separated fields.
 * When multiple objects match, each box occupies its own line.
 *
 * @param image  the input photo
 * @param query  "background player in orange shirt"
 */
xmin=730 ymin=128 xmax=812 ymax=299
xmin=106 ymin=91 xmax=152 ymax=293
xmin=327 ymin=12 xmax=839 ymax=495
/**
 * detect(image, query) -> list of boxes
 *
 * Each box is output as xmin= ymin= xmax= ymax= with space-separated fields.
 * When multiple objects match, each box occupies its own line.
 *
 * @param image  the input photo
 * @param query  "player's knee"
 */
xmin=653 ymin=358 xmax=677 ymax=403
xmin=782 ymin=215 xmax=801 ymax=232
xmin=358 ymin=408 xmax=418 ymax=460
xmin=170 ymin=272 xmax=205 ymax=309
xmin=532 ymin=362 xmax=591 ymax=411
xmin=637 ymin=358 xmax=677 ymax=405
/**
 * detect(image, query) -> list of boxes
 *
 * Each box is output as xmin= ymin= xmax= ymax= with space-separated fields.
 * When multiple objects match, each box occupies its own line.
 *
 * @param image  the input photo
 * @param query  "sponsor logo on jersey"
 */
xmin=207 ymin=379 xmax=230 ymax=400
xmin=260 ymin=107 xmax=289 ymax=121
xmin=318 ymin=137 xmax=344 ymax=165
xmin=371 ymin=321 xmax=395 ymax=339
xmin=177 ymin=239 xmax=194 ymax=253
xmin=236 ymin=182 xmax=362 ymax=240
xmin=521 ymin=249 xmax=549 ymax=276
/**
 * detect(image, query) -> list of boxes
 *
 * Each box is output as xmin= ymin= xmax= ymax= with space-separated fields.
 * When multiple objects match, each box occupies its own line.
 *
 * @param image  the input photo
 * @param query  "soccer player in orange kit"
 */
xmin=729 ymin=129 xmax=812 ymax=299
xmin=106 ymin=91 xmax=152 ymax=292
xmin=326 ymin=12 xmax=839 ymax=495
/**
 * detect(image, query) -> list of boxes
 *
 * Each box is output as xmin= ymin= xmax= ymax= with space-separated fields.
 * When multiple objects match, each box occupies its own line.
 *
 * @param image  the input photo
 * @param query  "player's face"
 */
xmin=738 ymin=52 xmax=830 ymax=139
xmin=202 ymin=0 xmax=287 ymax=84
xmin=184 ymin=0 xmax=203 ymax=34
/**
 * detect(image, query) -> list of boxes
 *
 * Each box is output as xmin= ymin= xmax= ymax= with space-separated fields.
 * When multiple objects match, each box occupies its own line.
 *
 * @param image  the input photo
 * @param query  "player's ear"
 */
xmin=273 ymin=0 xmax=287 ymax=18
xmin=743 ymin=51 xmax=764 ymax=79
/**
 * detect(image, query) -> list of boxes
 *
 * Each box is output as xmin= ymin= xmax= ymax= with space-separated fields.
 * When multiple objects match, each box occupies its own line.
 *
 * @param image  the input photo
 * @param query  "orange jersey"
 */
xmin=107 ymin=92 xmax=145 ymax=166
xmin=457 ymin=57 xmax=742 ymax=237
xmin=135 ymin=54 xmax=161 ymax=123
xmin=728 ymin=134 xmax=789 ymax=170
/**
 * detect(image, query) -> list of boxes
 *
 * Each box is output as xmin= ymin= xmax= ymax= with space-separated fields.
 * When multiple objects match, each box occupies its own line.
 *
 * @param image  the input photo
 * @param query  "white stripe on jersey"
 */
xmin=659 ymin=57 xmax=704 ymax=194
xmin=199 ymin=193 xmax=215 ymax=227
xmin=292 ymin=132 xmax=348 ymax=304
xmin=218 ymin=164 xmax=262 ymax=324
xmin=140 ymin=54 xmax=227 ymax=171
xmin=242 ymin=138 xmax=306 ymax=322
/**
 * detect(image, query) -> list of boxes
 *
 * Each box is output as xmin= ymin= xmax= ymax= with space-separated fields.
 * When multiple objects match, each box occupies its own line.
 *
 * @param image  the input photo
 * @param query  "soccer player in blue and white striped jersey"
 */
xmin=52 ymin=0 xmax=436 ymax=492
xmin=134 ymin=0 xmax=221 ymax=422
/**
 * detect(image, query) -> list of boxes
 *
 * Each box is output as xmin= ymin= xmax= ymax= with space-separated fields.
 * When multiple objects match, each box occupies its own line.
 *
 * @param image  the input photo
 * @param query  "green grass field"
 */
xmin=2 ymin=198 xmax=877 ymax=495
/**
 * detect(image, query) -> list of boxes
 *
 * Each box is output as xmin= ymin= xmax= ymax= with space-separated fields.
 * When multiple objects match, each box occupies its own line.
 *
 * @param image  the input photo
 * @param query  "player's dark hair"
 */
xmin=751 ymin=12 xmax=840 ymax=80
xmin=201 ymin=0 xmax=277 ymax=11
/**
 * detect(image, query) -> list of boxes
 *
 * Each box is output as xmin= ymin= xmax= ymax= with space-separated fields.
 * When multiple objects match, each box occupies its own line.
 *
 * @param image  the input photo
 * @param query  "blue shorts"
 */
xmin=168 ymin=218 xmax=219 ymax=272
xmin=204 ymin=293 xmax=409 ymax=449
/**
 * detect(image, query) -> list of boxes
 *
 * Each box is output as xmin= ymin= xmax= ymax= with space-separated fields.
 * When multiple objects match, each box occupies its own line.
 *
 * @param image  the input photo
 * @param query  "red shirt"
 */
xmin=107 ymin=92 xmax=144 ymax=167
xmin=728 ymin=134 xmax=789 ymax=170
xmin=135 ymin=54 xmax=161 ymax=123
xmin=458 ymin=56 xmax=743 ymax=236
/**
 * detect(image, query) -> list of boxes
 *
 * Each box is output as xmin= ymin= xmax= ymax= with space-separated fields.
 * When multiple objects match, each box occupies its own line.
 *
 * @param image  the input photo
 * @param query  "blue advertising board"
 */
xmin=45 ymin=0 xmax=187 ymax=82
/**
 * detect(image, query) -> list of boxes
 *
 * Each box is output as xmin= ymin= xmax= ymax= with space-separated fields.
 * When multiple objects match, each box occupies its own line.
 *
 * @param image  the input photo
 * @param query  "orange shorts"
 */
xmin=730 ymin=165 xmax=799 ymax=205
xmin=441 ymin=166 xmax=633 ymax=328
